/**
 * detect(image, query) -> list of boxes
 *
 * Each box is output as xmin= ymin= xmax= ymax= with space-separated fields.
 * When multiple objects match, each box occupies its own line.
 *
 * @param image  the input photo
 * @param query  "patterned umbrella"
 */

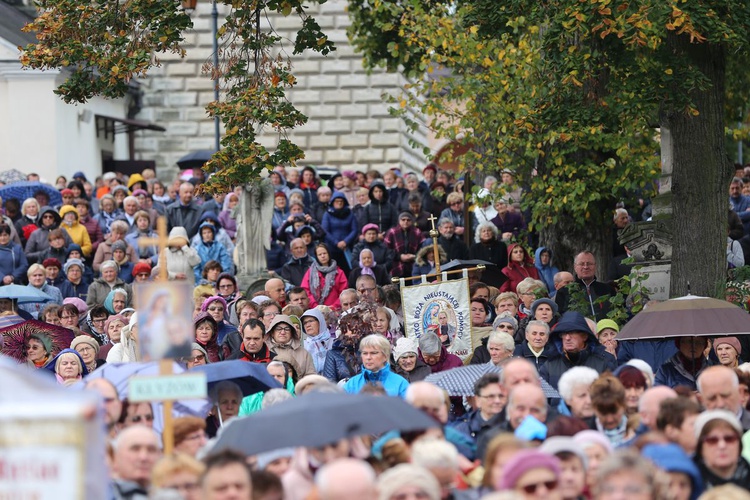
xmin=0 ymin=169 xmax=28 ymax=185
xmin=0 ymin=320 xmax=75 ymax=363
xmin=0 ymin=181 xmax=62 ymax=206
xmin=0 ymin=314 xmax=25 ymax=329
xmin=424 ymin=363 xmax=560 ymax=398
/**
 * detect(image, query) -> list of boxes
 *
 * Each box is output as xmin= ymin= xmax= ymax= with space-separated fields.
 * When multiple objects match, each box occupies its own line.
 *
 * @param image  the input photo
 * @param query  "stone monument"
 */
xmin=233 ymin=179 xmax=275 ymax=292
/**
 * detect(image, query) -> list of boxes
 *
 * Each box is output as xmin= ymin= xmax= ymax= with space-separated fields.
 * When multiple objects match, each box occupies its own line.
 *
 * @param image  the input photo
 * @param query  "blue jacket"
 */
xmin=617 ymin=339 xmax=677 ymax=369
xmin=322 ymin=192 xmax=359 ymax=248
xmin=323 ymin=340 xmax=360 ymax=382
xmin=654 ymin=353 xmax=712 ymax=390
xmin=642 ymin=444 xmax=704 ymax=500
xmin=0 ymin=241 xmax=28 ymax=283
xmin=193 ymin=222 xmax=233 ymax=282
xmin=344 ymin=363 xmax=408 ymax=398
xmin=534 ymin=247 xmax=560 ymax=297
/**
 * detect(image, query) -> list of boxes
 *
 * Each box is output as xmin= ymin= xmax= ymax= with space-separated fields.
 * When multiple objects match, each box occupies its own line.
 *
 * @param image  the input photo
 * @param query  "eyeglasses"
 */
xmin=42 ymin=214 xmax=55 ymax=219
xmin=392 ymin=492 xmax=431 ymax=500
xmin=519 ymin=480 xmax=558 ymax=494
xmin=575 ymin=262 xmax=595 ymax=267
xmin=136 ymin=273 xmax=150 ymax=278
xmin=184 ymin=354 xmax=206 ymax=363
xmin=218 ymin=284 xmax=234 ymax=289
xmin=207 ymin=307 xmax=225 ymax=313
xmin=478 ymin=393 xmax=504 ymax=400
xmin=703 ymin=434 xmax=739 ymax=446
xmin=358 ymin=287 xmax=376 ymax=293
xmin=263 ymin=311 xmax=279 ymax=318
xmin=92 ymin=318 xmax=107 ymax=324
xmin=450 ymin=201 xmax=463 ymax=206
xmin=129 ymin=414 xmax=154 ymax=423
xmin=274 ymin=326 xmax=292 ymax=333
xmin=61 ymin=315 xmax=77 ymax=320
xmin=77 ymin=346 xmax=94 ymax=353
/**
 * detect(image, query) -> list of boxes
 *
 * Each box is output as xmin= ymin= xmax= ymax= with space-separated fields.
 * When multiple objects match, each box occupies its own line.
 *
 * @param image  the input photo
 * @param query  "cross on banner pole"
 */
xmin=427 ymin=214 xmax=441 ymax=281
xmin=136 ymin=216 xmax=174 ymax=454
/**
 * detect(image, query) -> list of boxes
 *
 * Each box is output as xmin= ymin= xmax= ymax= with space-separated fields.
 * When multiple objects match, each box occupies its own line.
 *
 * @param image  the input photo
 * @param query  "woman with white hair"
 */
xmin=343 ymin=334 xmax=408 ymax=398
xmin=206 ymin=380 xmax=243 ymax=438
xmin=378 ymin=464 xmax=441 ymax=500
xmin=486 ymin=330 xmax=515 ymax=367
xmin=106 ymin=312 xmax=140 ymax=363
xmin=19 ymin=263 xmax=63 ymax=318
xmin=469 ymin=221 xmax=508 ymax=288
xmin=557 ymin=366 xmax=600 ymax=421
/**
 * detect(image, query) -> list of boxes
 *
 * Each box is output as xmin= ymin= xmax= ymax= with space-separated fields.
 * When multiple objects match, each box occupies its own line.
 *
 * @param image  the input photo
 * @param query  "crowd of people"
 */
xmin=2 ymin=163 xmax=750 ymax=500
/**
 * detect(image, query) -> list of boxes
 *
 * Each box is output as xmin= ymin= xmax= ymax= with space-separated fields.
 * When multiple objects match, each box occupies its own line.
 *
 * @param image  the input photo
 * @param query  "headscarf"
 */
xmin=359 ymin=249 xmax=376 ymax=278
xmin=85 ymin=310 xmax=109 ymax=346
xmin=104 ymin=314 xmax=127 ymax=344
xmin=103 ymin=288 xmax=128 ymax=315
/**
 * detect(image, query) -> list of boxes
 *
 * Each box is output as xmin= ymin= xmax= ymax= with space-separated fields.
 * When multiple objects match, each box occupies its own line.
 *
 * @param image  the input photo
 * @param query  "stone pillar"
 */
xmin=233 ymin=179 xmax=275 ymax=292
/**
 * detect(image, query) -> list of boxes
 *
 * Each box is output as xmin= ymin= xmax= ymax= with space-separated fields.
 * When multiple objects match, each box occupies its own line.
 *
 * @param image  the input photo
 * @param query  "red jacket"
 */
xmin=500 ymin=243 xmax=540 ymax=293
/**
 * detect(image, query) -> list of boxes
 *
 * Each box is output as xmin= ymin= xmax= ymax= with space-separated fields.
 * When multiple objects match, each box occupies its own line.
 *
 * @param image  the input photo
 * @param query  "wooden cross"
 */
xmin=427 ymin=213 xmax=442 ymax=280
xmin=135 ymin=215 xmax=174 ymax=453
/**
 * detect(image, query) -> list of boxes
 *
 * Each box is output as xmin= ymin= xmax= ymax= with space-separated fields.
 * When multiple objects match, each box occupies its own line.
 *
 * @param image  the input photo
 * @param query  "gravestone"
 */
xmin=233 ymin=180 xmax=275 ymax=291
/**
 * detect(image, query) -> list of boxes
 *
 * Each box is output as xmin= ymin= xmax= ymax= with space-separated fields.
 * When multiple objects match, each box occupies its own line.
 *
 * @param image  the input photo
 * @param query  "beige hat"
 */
xmin=71 ymin=335 xmax=99 ymax=355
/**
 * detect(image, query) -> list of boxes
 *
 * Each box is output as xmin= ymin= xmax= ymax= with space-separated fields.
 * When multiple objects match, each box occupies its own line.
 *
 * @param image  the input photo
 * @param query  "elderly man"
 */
xmin=111 ymin=426 xmax=162 ymax=499
xmin=279 ymin=238 xmax=312 ymax=286
xmin=500 ymin=357 xmax=542 ymax=389
xmin=435 ymin=218 xmax=469 ymax=261
xmin=315 ymin=459 xmax=378 ymax=500
xmin=166 ymin=182 xmax=203 ymax=239
xmin=418 ymin=331 xmax=463 ymax=374
xmin=338 ymin=288 xmax=359 ymax=312
xmin=539 ymin=311 xmax=615 ymax=389
xmin=554 ymin=251 xmax=615 ymax=320
xmin=264 ymin=278 xmax=287 ymax=307
xmin=698 ymin=365 xmax=750 ymax=431
xmin=85 ymin=378 xmax=122 ymax=438
xmin=553 ymin=271 xmax=575 ymax=295
xmin=200 ymin=450 xmax=253 ymax=500
xmin=638 ymin=385 xmax=678 ymax=431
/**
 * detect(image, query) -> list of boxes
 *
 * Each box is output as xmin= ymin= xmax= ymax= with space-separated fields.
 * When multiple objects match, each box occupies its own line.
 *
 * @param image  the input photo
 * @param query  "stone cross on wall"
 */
xmin=233 ymin=179 xmax=275 ymax=290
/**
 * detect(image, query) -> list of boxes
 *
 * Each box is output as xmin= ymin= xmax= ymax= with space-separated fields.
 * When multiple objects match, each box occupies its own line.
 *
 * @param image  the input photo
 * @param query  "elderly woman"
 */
xmin=182 ymin=343 xmax=210 ymax=369
xmin=45 ymin=348 xmax=87 ymax=385
xmin=593 ymin=450 xmax=665 ymax=500
xmin=15 ymin=197 xmax=40 ymax=247
xmin=103 ymin=287 xmax=128 ymax=315
xmin=58 ymin=258 xmax=89 ymax=302
xmin=469 ymin=221 xmax=508 ymax=288
xmin=693 ymin=410 xmax=750 ymax=490
xmin=521 ymin=297 xmax=559 ymax=340
xmin=72 ymin=335 xmax=104 ymax=374
xmin=496 ymin=448 xmax=563 ymax=498
xmin=25 ymin=333 xmax=53 ymax=368
xmin=323 ymin=305 xmax=375 ymax=382
xmin=99 ymin=314 xmax=126 ymax=360
xmin=378 ymin=464 xmax=441 ymax=500
xmin=485 ymin=331 xmax=515 ymax=367
xmin=266 ymin=315 xmax=316 ymax=377
xmin=19 ymin=264 xmax=63 ymax=319
xmin=596 ymin=319 xmax=619 ymax=358
xmin=216 ymin=273 xmax=241 ymax=303
xmin=344 ymin=334 xmax=408 ymax=398
xmin=713 ymin=338 xmax=741 ymax=368
xmin=557 ymin=366 xmax=600 ymax=421
xmin=574 ymin=430 xmax=613 ymax=492
xmin=391 ymin=337 xmax=431 ymax=383
xmin=57 ymin=302 xmax=83 ymax=333
xmin=87 ymin=260 xmax=132 ymax=308
xmin=495 ymin=291 xmax=520 ymax=317
xmin=92 ymin=220 xmax=137 ymax=273
xmin=106 ymin=312 xmax=140 ymax=363
xmin=151 ymin=454 xmax=205 ymax=500
xmin=514 ymin=278 xmax=548 ymax=317
xmin=514 ymin=319 xmax=557 ymax=368
xmin=348 ymin=248 xmax=390 ymax=288
xmin=206 ymin=380 xmax=243 ymax=438
xmin=194 ymin=312 xmax=221 ymax=363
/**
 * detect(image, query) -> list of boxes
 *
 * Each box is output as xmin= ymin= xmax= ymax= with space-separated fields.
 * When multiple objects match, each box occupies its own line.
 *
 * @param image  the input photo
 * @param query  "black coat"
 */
xmin=469 ymin=240 xmax=508 ymax=288
xmin=555 ymin=278 xmax=615 ymax=321
xmin=540 ymin=349 xmax=614 ymax=390
xmin=348 ymin=265 xmax=391 ymax=288
xmin=392 ymin=359 xmax=432 ymax=383
xmin=279 ymin=255 xmax=313 ymax=286
xmin=438 ymin=235 xmax=469 ymax=261
xmin=513 ymin=342 xmax=558 ymax=369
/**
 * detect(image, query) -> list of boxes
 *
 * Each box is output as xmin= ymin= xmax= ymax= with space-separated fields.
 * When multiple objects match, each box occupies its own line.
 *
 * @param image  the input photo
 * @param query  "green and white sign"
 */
xmin=129 ymin=373 xmax=208 ymax=402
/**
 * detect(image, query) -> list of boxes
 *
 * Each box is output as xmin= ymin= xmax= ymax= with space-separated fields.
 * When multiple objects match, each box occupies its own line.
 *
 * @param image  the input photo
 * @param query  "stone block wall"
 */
xmin=134 ymin=0 xmax=427 ymax=180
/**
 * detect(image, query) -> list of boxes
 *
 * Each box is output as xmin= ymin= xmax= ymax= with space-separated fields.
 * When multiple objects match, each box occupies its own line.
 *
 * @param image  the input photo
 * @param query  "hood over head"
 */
xmin=301 ymin=308 xmax=328 ymax=336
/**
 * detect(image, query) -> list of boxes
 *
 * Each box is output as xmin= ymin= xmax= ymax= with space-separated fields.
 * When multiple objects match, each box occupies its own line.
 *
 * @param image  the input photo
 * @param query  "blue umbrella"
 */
xmin=0 ymin=181 xmax=61 ymax=206
xmin=0 ymin=284 xmax=53 ymax=304
xmin=190 ymin=360 xmax=282 ymax=396
xmin=0 ymin=169 xmax=28 ymax=185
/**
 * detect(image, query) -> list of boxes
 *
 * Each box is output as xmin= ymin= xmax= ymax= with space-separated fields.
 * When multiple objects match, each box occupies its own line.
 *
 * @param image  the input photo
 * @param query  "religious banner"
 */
xmin=401 ymin=277 xmax=474 ymax=361
xmin=136 ymin=282 xmax=194 ymax=361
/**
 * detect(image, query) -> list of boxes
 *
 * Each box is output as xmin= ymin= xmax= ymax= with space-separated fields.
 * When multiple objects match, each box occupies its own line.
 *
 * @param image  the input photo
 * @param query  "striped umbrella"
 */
xmin=424 ymin=363 xmax=560 ymax=398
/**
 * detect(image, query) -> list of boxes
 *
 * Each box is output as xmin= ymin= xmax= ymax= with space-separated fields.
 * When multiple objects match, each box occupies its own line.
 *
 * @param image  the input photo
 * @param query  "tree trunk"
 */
xmin=663 ymin=36 xmax=731 ymax=298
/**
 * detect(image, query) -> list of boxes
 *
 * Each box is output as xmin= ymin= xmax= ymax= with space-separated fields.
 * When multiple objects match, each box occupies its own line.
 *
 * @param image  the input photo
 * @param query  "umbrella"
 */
xmin=211 ymin=392 xmax=439 ymax=456
xmin=85 ymin=362 xmax=212 ymax=433
xmin=440 ymin=259 xmax=496 ymax=272
xmin=424 ymin=363 xmax=560 ymax=399
xmin=190 ymin=360 xmax=282 ymax=396
xmin=616 ymin=295 xmax=750 ymax=341
xmin=0 ymin=314 xmax=25 ymax=329
xmin=0 ymin=320 xmax=75 ymax=363
xmin=0 ymin=168 xmax=28 ymax=185
xmin=176 ymin=150 xmax=216 ymax=170
xmin=0 ymin=181 xmax=62 ymax=206
xmin=0 ymin=284 xmax=53 ymax=304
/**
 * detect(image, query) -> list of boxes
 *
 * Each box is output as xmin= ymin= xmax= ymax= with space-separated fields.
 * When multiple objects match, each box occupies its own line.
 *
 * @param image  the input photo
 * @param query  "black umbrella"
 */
xmin=190 ymin=360 xmax=282 ymax=396
xmin=211 ymin=392 xmax=439 ymax=455
xmin=440 ymin=259 xmax=496 ymax=272
xmin=176 ymin=150 xmax=216 ymax=170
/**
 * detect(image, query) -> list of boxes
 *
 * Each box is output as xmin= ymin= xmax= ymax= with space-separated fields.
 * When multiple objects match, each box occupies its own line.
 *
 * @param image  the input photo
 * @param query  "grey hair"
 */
xmin=21 ymin=198 xmax=40 ymax=215
xmin=557 ymin=366 xmax=600 ymax=402
xmin=123 ymin=195 xmax=138 ymax=205
xmin=411 ymin=438 xmax=459 ymax=470
xmin=474 ymin=221 xmax=499 ymax=243
xmin=210 ymin=381 xmax=242 ymax=405
xmin=525 ymin=320 xmax=550 ymax=336
xmin=359 ymin=334 xmax=392 ymax=361
xmin=111 ymin=425 xmax=161 ymax=452
xmin=487 ymin=331 xmax=515 ymax=352
xmin=613 ymin=208 xmax=628 ymax=221
xmin=438 ymin=217 xmax=454 ymax=228
xmin=516 ymin=278 xmax=548 ymax=295
xmin=506 ymin=383 xmax=547 ymax=419
xmin=100 ymin=260 xmax=119 ymax=272
xmin=110 ymin=220 xmax=129 ymax=234
xmin=262 ymin=388 xmax=293 ymax=409
xmin=696 ymin=366 xmax=739 ymax=393
xmin=593 ymin=450 xmax=663 ymax=499
xmin=112 ymin=287 xmax=128 ymax=299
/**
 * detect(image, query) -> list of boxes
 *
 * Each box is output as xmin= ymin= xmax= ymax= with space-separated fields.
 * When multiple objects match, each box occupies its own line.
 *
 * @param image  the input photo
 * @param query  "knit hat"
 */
xmin=625 ymin=359 xmax=655 ymax=387
xmin=71 ymin=335 xmax=99 ymax=356
xmin=573 ymin=430 xmax=613 ymax=454
xmin=63 ymin=258 xmax=84 ymax=274
xmin=531 ymin=298 xmax=558 ymax=317
xmin=111 ymin=240 xmax=128 ymax=253
xmin=596 ymin=319 xmax=619 ymax=334
xmin=132 ymin=189 xmax=149 ymax=198
xmin=274 ymin=191 xmax=287 ymax=199
xmin=398 ymin=211 xmax=415 ymax=222
xmin=378 ymin=464 xmax=441 ymax=500
xmin=393 ymin=337 xmax=419 ymax=361
xmin=493 ymin=315 xmax=519 ymax=332
xmin=72 ymin=171 xmax=87 ymax=181
xmin=694 ymin=410 xmax=742 ymax=442
xmin=256 ymin=448 xmax=296 ymax=471
xmin=294 ymin=374 xmax=329 ymax=395
xmin=418 ymin=332 xmax=441 ymax=356
xmin=61 ymin=188 xmax=74 ymax=196
xmin=714 ymin=337 xmax=742 ymax=355
xmin=342 ymin=170 xmax=357 ymax=181
xmin=201 ymin=296 xmax=228 ymax=312
xmin=132 ymin=261 xmax=152 ymax=277
xmin=42 ymin=258 xmax=62 ymax=270
xmin=497 ymin=449 xmax=561 ymax=490
xmin=539 ymin=436 xmax=588 ymax=469
xmin=63 ymin=297 xmax=87 ymax=315
xmin=361 ymin=223 xmax=380 ymax=235
xmin=423 ymin=164 xmax=437 ymax=174
xmin=102 ymin=172 xmax=117 ymax=182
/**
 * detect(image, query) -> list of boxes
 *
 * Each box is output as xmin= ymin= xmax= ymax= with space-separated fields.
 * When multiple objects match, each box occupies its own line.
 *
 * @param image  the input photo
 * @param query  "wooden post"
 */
xmin=136 ymin=216 xmax=174 ymax=454
xmin=427 ymin=214 xmax=441 ymax=281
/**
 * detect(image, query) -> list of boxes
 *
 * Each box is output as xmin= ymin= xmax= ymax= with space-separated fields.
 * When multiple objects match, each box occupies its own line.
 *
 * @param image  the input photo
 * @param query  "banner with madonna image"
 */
xmin=400 ymin=277 xmax=474 ymax=361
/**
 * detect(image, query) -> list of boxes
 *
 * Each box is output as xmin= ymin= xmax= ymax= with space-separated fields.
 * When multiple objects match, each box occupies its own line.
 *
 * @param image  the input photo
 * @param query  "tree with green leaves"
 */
xmin=19 ymin=0 xmax=334 ymax=195
xmin=348 ymin=0 xmax=750 ymax=298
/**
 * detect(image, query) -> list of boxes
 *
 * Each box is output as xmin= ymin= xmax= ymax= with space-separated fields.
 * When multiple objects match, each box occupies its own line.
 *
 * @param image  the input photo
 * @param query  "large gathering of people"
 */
xmin=2 ymin=162 xmax=750 ymax=500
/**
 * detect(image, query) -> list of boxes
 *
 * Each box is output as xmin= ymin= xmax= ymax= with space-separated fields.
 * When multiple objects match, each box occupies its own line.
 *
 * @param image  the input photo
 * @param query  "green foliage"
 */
xmin=20 ymin=0 xmax=192 ymax=103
